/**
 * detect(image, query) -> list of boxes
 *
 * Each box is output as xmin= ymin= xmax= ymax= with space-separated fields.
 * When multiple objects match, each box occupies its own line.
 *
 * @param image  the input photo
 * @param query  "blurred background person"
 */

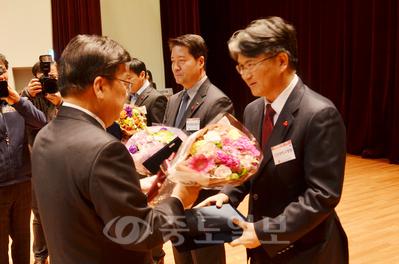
xmin=0 ymin=53 xmax=46 ymax=264
xmin=146 ymin=69 xmax=157 ymax=89
xmin=126 ymin=59 xmax=167 ymax=126
xmin=20 ymin=59 xmax=62 ymax=264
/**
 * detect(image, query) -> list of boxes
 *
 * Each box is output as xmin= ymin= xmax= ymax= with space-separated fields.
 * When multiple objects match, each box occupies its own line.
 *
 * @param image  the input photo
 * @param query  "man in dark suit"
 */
xmin=162 ymin=34 xmax=234 ymax=264
xmin=197 ymin=17 xmax=349 ymax=264
xmin=31 ymin=34 xmax=200 ymax=264
xmin=126 ymin=58 xmax=167 ymax=126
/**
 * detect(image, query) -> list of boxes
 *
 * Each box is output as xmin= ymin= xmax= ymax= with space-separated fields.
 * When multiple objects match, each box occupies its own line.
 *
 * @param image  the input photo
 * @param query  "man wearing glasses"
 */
xmin=31 ymin=34 xmax=200 ymax=264
xmin=198 ymin=17 xmax=348 ymax=264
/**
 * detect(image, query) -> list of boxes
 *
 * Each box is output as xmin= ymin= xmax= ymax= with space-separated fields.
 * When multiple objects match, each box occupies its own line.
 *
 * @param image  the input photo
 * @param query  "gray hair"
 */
xmin=228 ymin=17 xmax=298 ymax=70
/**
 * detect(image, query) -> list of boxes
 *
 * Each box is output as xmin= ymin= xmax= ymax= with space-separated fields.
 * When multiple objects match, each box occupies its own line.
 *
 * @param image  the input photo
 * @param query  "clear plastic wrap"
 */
xmin=167 ymin=113 xmax=263 ymax=189
xmin=125 ymin=126 xmax=188 ymax=176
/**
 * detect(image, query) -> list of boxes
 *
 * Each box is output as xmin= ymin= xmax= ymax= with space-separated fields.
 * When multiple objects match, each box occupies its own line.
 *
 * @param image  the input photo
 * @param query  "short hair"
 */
xmin=228 ymin=17 xmax=298 ymax=70
xmin=0 ymin=53 xmax=9 ymax=70
xmin=32 ymin=61 xmax=58 ymax=77
xmin=58 ymin=34 xmax=131 ymax=97
xmin=127 ymin=58 xmax=146 ymax=76
xmin=168 ymin=34 xmax=208 ymax=71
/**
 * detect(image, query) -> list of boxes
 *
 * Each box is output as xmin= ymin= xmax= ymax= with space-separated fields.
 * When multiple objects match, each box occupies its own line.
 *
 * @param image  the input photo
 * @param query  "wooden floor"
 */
xmin=9 ymin=154 xmax=399 ymax=263
xmin=163 ymin=154 xmax=399 ymax=264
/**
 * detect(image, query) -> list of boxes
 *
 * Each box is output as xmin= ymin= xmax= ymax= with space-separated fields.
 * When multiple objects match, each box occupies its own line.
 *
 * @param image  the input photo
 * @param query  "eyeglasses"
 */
xmin=100 ymin=75 xmax=132 ymax=92
xmin=236 ymin=54 xmax=278 ymax=75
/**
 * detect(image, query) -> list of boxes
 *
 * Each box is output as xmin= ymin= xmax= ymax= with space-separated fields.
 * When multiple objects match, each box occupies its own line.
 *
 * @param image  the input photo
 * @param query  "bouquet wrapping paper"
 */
xmin=168 ymin=113 xmax=263 ymax=189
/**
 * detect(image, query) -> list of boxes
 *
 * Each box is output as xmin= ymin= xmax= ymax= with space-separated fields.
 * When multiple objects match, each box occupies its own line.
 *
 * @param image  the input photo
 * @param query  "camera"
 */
xmin=0 ymin=65 xmax=9 ymax=98
xmin=38 ymin=55 xmax=58 ymax=95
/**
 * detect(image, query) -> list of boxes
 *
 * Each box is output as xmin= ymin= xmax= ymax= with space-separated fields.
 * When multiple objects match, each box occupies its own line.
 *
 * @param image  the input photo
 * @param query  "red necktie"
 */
xmin=262 ymin=104 xmax=276 ymax=150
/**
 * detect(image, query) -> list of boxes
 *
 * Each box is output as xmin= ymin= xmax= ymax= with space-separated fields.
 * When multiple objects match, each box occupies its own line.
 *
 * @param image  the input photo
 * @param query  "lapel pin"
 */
xmin=196 ymin=102 xmax=199 ymax=105
xmin=141 ymin=96 xmax=144 ymax=100
xmin=283 ymin=121 xmax=288 ymax=126
xmin=191 ymin=106 xmax=195 ymax=110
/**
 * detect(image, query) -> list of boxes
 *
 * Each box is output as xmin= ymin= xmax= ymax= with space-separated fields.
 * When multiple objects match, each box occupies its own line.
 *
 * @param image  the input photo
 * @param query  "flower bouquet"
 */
xmin=118 ymin=104 xmax=147 ymax=137
xmin=167 ymin=113 xmax=263 ymax=189
xmin=125 ymin=126 xmax=188 ymax=176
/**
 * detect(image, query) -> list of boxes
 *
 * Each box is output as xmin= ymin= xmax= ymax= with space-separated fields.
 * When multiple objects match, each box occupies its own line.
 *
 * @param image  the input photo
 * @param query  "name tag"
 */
xmin=271 ymin=140 xmax=296 ymax=165
xmin=139 ymin=105 xmax=147 ymax=115
xmin=186 ymin=118 xmax=200 ymax=131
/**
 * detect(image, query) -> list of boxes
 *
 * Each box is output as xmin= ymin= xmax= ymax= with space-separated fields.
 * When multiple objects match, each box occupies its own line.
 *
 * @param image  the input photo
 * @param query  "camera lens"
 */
xmin=43 ymin=78 xmax=58 ymax=94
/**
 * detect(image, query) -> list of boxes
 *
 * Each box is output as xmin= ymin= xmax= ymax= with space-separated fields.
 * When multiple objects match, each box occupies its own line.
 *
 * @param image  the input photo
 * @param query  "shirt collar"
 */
xmin=265 ymin=74 xmax=299 ymax=115
xmin=185 ymin=75 xmax=208 ymax=100
xmin=62 ymin=102 xmax=106 ymax=130
xmin=136 ymin=80 xmax=150 ymax=96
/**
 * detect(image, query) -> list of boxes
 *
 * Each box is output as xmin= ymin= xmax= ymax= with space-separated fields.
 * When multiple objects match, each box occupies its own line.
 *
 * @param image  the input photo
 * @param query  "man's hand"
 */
xmin=26 ymin=78 xmax=43 ymax=97
xmin=194 ymin=193 xmax=229 ymax=208
xmin=229 ymin=219 xmax=261 ymax=249
xmin=139 ymin=175 xmax=157 ymax=193
xmin=45 ymin=91 xmax=62 ymax=106
xmin=171 ymin=182 xmax=201 ymax=209
xmin=3 ymin=86 xmax=20 ymax=105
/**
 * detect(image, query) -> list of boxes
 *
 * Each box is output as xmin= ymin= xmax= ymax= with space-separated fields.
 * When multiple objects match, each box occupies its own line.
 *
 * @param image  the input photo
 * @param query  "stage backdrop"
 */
xmin=160 ymin=0 xmax=399 ymax=164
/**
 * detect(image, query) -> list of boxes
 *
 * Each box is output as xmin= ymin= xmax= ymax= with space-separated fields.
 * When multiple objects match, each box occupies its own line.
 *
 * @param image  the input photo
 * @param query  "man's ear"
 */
xmin=197 ymin=56 xmax=205 ymax=69
xmin=92 ymin=76 xmax=106 ymax=100
xmin=277 ymin=53 xmax=290 ymax=72
xmin=140 ymin=70 xmax=146 ymax=79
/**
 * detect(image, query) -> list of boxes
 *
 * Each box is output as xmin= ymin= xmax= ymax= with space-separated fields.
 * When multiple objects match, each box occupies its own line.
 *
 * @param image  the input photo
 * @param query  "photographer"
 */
xmin=0 ymin=53 xmax=46 ymax=264
xmin=20 ymin=59 xmax=62 ymax=264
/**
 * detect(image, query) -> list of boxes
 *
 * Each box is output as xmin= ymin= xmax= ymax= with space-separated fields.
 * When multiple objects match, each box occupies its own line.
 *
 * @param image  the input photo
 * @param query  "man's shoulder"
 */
xmin=201 ymin=80 xmax=231 ymax=99
xmin=145 ymin=86 xmax=167 ymax=98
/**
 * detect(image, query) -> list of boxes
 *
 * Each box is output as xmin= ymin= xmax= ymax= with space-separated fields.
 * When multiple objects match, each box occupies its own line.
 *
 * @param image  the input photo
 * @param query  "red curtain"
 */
xmin=51 ymin=0 xmax=102 ymax=61
xmin=161 ymin=0 xmax=399 ymax=164
xmin=160 ymin=0 xmax=201 ymax=93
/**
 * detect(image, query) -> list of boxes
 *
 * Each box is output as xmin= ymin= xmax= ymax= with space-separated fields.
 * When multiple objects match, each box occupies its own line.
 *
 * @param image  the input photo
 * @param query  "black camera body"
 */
xmin=0 ymin=65 xmax=9 ymax=98
xmin=38 ymin=55 xmax=58 ymax=95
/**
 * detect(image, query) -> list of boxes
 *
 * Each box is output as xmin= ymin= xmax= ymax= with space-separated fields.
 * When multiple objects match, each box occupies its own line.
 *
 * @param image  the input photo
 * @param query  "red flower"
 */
xmin=283 ymin=121 xmax=288 ymax=126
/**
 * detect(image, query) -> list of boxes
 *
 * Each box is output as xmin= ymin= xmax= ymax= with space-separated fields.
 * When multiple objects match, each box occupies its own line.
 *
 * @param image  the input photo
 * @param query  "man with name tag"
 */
xmin=197 ymin=17 xmax=349 ymax=264
xmin=162 ymin=34 xmax=234 ymax=264
xmin=126 ymin=59 xmax=167 ymax=126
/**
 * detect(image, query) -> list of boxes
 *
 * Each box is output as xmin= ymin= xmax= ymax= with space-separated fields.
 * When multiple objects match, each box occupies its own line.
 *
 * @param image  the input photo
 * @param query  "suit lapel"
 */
xmin=258 ymin=79 xmax=305 ymax=172
xmin=135 ymin=86 xmax=152 ymax=106
xmin=249 ymin=99 xmax=264 ymax=143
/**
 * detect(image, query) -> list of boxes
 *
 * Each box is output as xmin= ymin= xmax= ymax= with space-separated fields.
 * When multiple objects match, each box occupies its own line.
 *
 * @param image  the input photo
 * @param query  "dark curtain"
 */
xmin=160 ymin=0 xmax=201 ymax=93
xmin=161 ymin=0 xmax=399 ymax=164
xmin=51 ymin=0 xmax=102 ymax=61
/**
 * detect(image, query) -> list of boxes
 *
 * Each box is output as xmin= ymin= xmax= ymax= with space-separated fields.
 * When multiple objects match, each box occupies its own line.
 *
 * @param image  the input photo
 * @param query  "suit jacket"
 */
xmin=126 ymin=85 xmax=167 ymax=126
xmin=162 ymin=78 xmax=234 ymax=131
xmin=224 ymin=78 xmax=349 ymax=264
xmin=32 ymin=106 xmax=185 ymax=264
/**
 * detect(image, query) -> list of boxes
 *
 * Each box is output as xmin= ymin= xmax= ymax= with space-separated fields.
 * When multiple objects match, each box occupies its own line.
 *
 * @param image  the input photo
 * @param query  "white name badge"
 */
xmin=139 ymin=105 xmax=147 ymax=115
xmin=271 ymin=140 xmax=296 ymax=165
xmin=186 ymin=118 xmax=200 ymax=131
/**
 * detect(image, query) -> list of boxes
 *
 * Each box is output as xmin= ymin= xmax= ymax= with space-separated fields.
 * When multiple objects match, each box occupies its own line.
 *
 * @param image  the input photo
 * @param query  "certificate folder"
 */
xmin=174 ymin=204 xmax=248 ymax=252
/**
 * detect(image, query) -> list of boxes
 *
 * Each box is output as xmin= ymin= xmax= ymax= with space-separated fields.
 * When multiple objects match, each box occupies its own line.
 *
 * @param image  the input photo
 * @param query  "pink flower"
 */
xmin=233 ymin=137 xmax=260 ymax=157
xmin=215 ymin=150 xmax=240 ymax=170
xmin=188 ymin=154 xmax=215 ymax=173
xmin=222 ymin=137 xmax=234 ymax=147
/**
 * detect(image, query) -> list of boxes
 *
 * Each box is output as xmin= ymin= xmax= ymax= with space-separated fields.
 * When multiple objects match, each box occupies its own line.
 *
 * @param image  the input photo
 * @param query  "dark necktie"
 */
xmin=262 ymin=104 xmax=276 ymax=150
xmin=174 ymin=91 xmax=189 ymax=127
